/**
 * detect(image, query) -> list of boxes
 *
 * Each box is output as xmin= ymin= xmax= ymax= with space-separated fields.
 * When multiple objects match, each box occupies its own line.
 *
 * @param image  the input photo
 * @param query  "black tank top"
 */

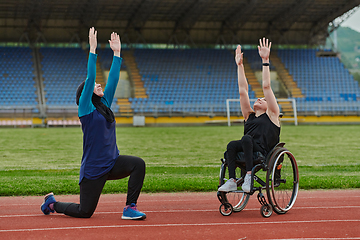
xmin=244 ymin=113 xmax=281 ymax=154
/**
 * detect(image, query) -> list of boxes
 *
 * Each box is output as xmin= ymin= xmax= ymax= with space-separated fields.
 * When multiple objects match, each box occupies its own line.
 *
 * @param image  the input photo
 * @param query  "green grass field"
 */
xmin=1 ymin=125 xmax=359 ymax=196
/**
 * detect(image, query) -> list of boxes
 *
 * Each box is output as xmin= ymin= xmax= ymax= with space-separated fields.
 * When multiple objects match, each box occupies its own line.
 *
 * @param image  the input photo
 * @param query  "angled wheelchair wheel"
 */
xmin=260 ymin=204 xmax=273 ymax=218
xmin=219 ymin=163 xmax=250 ymax=212
xmin=219 ymin=203 xmax=233 ymax=216
xmin=266 ymin=148 xmax=299 ymax=215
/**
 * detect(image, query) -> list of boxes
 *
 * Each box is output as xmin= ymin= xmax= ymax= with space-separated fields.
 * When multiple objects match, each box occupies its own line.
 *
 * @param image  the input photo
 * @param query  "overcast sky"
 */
xmin=340 ymin=7 xmax=360 ymax=33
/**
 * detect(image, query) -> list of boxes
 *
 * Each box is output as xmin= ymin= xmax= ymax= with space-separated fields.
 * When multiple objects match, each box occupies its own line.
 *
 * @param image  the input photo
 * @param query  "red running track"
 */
xmin=0 ymin=190 xmax=359 ymax=240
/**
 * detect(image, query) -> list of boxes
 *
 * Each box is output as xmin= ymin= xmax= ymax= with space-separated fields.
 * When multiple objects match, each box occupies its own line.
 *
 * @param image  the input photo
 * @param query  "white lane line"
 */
xmin=1 ymin=210 xmax=216 ymax=218
xmin=0 ymin=219 xmax=359 ymax=233
xmin=265 ymin=238 xmax=360 ymax=240
xmin=1 ymin=200 xmax=360 ymax=207
xmin=1 ymin=205 xmax=359 ymax=218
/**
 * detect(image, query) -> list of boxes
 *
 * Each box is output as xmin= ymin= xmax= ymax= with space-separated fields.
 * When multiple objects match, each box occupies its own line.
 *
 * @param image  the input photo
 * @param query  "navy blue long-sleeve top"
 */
xmin=77 ymin=52 xmax=122 ymax=184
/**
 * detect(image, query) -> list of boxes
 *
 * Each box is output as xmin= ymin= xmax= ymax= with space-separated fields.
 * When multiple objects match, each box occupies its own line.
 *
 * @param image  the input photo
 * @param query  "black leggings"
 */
xmin=53 ymin=155 xmax=145 ymax=218
xmin=226 ymin=135 xmax=263 ymax=179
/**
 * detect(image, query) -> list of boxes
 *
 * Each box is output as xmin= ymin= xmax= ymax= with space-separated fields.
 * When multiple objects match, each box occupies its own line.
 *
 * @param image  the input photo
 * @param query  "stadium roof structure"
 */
xmin=1 ymin=0 xmax=360 ymax=46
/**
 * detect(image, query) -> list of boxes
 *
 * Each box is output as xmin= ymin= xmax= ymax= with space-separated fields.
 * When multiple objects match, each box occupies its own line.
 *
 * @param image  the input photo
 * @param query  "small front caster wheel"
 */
xmin=260 ymin=204 xmax=273 ymax=218
xmin=219 ymin=203 xmax=233 ymax=216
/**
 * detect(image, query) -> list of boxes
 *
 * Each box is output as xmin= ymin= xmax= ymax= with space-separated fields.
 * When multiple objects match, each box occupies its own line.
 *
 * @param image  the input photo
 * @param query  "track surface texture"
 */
xmin=0 ymin=190 xmax=359 ymax=240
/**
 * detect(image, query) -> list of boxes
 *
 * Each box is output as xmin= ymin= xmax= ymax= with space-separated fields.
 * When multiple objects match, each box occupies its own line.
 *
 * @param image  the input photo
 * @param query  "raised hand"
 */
xmin=235 ymin=45 xmax=243 ymax=66
xmin=109 ymin=32 xmax=121 ymax=57
xmin=258 ymin=37 xmax=271 ymax=61
xmin=89 ymin=27 xmax=97 ymax=54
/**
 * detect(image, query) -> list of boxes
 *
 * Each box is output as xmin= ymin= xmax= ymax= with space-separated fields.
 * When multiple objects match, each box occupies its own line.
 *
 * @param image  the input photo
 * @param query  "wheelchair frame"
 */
xmin=217 ymin=142 xmax=299 ymax=218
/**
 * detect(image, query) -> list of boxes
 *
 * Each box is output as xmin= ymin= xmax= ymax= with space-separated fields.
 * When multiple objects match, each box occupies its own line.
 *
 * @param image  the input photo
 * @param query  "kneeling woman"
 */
xmin=41 ymin=27 xmax=146 ymax=220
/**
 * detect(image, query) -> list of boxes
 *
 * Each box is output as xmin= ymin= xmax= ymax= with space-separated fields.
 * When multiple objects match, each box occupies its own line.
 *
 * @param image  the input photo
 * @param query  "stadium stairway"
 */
xmin=272 ymin=52 xmax=304 ymax=98
xmin=117 ymin=98 xmax=133 ymax=116
xmin=243 ymin=58 xmax=263 ymax=98
xmin=122 ymin=51 xmax=147 ymax=99
xmin=279 ymin=101 xmax=295 ymax=117
xmin=270 ymin=52 xmax=304 ymax=116
xmin=95 ymin=59 xmax=106 ymax=87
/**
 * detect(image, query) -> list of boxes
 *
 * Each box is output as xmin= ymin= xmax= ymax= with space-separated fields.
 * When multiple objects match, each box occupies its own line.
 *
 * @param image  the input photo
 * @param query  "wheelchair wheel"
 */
xmin=260 ymin=205 xmax=273 ymax=218
xmin=266 ymin=148 xmax=299 ymax=214
xmin=219 ymin=203 xmax=233 ymax=216
xmin=219 ymin=163 xmax=250 ymax=212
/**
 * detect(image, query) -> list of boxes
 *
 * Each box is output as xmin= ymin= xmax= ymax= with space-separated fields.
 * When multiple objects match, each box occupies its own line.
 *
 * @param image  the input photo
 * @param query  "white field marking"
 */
xmin=265 ymin=238 xmax=360 ymax=240
xmin=0 ymin=219 xmax=359 ymax=233
xmin=1 ymin=205 xmax=360 ymax=218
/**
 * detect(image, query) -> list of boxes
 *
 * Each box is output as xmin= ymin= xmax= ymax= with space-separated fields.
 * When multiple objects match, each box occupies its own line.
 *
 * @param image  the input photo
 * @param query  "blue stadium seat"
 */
xmin=40 ymin=47 xmax=87 ymax=108
xmin=0 ymin=47 xmax=38 ymax=112
xmin=130 ymin=48 xmax=254 ymax=113
xmin=277 ymin=49 xmax=360 ymax=112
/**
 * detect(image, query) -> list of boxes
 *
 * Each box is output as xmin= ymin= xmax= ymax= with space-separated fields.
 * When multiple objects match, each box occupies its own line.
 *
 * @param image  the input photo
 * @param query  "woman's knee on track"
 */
xmin=79 ymin=209 xmax=95 ymax=218
xmin=78 ymin=204 xmax=97 ymax=218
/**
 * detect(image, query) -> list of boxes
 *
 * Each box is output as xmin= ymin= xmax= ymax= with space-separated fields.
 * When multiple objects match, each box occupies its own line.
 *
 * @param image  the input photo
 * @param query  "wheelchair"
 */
xmin=217 ymin=142 xmax=299 ymax=218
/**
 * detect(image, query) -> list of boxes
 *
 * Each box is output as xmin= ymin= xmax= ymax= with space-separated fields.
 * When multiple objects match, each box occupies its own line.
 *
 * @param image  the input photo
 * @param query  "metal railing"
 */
xmin=1 ymin=101 xmax=359 ymax=122
xmin=296 ymin=102 xmax=360 ymax=116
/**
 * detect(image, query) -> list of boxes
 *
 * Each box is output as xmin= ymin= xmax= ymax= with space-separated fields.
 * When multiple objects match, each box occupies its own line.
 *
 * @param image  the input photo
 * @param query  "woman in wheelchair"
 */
xmin=218 ymin=38 xmax=280 ymax=193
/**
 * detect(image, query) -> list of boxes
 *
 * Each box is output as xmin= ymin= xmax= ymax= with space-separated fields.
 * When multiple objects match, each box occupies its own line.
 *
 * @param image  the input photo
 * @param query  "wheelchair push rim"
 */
xmin=266 ymin=149 xmax=299 ymax=214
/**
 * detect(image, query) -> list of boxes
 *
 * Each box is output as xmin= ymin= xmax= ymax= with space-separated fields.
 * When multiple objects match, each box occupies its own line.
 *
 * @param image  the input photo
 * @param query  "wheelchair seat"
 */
xmin=223 ymin=151 xmax=266 ymax=168
xmin=236 ymin=151 xmax=265 ymax=166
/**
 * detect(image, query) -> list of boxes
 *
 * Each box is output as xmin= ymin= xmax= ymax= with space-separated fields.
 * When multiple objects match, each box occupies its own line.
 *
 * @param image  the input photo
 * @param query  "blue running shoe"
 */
xmin=121 ymin=203 xmax=146 ymax=220
xmin=41 ymin=192 xmax=56 ymax=215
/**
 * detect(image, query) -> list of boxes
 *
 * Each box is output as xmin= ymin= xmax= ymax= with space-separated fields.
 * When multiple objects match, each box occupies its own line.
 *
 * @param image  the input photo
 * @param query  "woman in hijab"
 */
xmin=41 ymin=27 xmax=146 ymax=220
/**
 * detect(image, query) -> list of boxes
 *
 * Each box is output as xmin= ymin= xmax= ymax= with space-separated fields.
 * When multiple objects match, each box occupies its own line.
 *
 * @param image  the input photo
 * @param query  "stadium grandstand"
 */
xmin=1 ymin=0 xmax=360 ymax=126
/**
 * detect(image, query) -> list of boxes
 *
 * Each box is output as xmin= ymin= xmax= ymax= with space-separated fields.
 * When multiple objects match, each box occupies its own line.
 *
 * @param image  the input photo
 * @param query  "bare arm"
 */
xmin=89 ymin=27 xmax=97 ymax=54
xmin=258 ymin=38 xmax=280 ymax=126
xmin=104 ymin=32 xmax=122 ymax=105
xmin=78 ymin=27 xmax=97 ymax=117
xmin=235 ymin=45 xmax=253 ymax=120
xmin=108 ymin=31 xmax=121 ymax=57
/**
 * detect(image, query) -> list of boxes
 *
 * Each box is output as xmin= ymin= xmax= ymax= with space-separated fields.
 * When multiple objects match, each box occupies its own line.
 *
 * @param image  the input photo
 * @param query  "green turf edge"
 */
xmin=1 ymin=165 xmax=359 ymax=196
